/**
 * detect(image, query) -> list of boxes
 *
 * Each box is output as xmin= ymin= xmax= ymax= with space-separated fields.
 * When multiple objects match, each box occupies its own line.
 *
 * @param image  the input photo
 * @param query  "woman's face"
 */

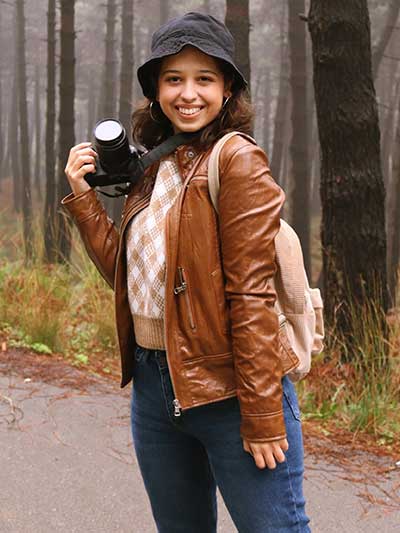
xmin=157 ymin=45 xmax=232 ymax=133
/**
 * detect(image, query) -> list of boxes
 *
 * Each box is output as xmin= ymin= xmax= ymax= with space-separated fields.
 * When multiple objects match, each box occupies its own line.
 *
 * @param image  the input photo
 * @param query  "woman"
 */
xmin=62 ymin=11 xmax=311 ymax=533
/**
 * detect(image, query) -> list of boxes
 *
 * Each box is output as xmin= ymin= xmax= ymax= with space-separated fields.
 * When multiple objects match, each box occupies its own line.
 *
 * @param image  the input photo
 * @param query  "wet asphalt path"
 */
xmin=0 ymin=356 xmax=398 ymax=532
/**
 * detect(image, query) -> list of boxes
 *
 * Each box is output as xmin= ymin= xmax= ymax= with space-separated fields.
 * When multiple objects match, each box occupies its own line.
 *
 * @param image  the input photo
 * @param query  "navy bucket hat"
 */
xmin=137 ymin=11 xmax=248 ymax=100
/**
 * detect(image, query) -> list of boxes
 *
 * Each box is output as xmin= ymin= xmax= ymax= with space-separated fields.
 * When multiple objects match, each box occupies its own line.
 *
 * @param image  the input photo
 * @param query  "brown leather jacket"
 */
xmin=61 ymin=135 xmax=300 ymax=442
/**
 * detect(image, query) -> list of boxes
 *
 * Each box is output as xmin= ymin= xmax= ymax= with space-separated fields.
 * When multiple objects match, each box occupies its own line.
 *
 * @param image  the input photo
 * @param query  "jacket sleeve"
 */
xmin=61 ymin=188 xmax=120 ymax=289
xmin=218 ymin=138 xmax=286 ymax=442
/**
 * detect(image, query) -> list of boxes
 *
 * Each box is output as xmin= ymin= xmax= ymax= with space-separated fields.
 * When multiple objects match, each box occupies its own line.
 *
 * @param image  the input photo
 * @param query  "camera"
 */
xmin=84 ymin=119 xmax=146 ymax=188
xmin=84 ymin=118 xmax=202 ymax=191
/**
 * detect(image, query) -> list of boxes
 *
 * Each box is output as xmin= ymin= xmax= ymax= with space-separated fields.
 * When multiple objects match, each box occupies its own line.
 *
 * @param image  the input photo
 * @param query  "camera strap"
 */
xmin=97 ymin=131 xmax=203 ymax=198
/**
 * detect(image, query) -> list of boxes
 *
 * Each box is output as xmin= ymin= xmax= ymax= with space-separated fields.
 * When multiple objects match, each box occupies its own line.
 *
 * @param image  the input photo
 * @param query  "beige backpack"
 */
xmin=207 ymin=132 xmax=325 ymax=382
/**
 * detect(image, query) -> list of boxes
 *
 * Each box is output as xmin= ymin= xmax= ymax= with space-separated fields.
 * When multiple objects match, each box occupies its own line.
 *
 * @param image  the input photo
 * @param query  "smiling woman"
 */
xmin=131 ymin=45 xmax=253 ymax=150
xmin=61 ymin=10 xmax=311 ymax=533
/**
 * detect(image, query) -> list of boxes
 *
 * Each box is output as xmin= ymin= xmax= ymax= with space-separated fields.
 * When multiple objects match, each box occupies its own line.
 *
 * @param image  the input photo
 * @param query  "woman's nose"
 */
xmin=180 ymin=81 xmax=197 ymax=101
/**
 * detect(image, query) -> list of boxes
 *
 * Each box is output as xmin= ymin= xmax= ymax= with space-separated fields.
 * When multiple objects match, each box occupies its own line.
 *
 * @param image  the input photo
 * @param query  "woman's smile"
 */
xmin=175 ymin=105 xmax=205 ymax=118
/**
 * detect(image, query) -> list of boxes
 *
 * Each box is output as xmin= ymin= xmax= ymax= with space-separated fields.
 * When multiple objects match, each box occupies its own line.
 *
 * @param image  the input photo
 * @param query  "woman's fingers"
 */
xmin=71 ymin=154 xmax=96 ymax=173
xmin=252 ymin=449 xmax=268 ymax=469
xmin=244 ymin=438 xmax=288 ymax=470
xmin=280 ymin=438 xmax=289 ymax=452
xmin=65 ymin=142 xmax=97 ymax=196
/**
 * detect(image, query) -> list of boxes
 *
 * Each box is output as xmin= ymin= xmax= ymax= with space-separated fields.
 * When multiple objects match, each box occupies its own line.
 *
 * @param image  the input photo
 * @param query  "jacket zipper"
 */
xmin=174 ymin=267 xmax=195 ymax=329
xmin=164 ymin=216 xmax=182 ymax=418
xmin=162 ymin=151 xmax=206 ymax=418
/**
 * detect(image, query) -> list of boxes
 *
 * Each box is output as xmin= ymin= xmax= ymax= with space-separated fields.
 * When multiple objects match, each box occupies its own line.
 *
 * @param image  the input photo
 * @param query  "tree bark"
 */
xmin=288 ymin=0 xmax=311 ymax=277
xmin=225 ymin=0 xmax=251 ymax=94
xmin=44 ymin=0 xmax=57 ymax=263
xmin=308 ymin=0 xmax=388 ymax=337
xmin=16 ymin=0 xmax=33 ymax=261
xmin=56 ymin=0 xmax=76 ymax=263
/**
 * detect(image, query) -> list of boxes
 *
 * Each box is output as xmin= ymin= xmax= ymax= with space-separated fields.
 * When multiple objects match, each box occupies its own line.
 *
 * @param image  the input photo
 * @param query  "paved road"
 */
xmin=0 ymin=354 xmax=398 ymax=532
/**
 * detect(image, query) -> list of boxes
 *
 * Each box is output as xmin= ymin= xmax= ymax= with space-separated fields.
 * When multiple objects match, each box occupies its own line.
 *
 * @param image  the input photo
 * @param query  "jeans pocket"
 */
xmin=282 ymin=376 xmax=302 ymax=422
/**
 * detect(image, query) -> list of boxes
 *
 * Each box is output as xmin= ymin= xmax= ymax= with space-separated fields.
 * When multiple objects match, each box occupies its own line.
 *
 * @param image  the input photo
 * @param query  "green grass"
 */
xmin=0 ymin=208 xmax=118 ymax=365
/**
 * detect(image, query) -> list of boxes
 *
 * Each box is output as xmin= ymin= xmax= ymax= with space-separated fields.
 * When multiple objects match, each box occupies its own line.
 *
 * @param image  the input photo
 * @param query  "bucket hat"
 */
xmin=137 ymin=11 xmax=248 ymax=100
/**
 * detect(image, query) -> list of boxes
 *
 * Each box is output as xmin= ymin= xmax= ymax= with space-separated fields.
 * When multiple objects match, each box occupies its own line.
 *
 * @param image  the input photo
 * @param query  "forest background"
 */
xmin=0 ymin=0 xmax=399 ymax=454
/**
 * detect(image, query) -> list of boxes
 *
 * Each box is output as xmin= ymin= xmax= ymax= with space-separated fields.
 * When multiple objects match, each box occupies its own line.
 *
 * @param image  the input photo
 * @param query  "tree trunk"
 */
xmin=34 ymin=64 xmax=42 ymax=202
xmin=56 ymin=0 xmax=76 ymax=263
xmin=225 ymin=0 xmax=251 ymax=94
xmin=10 ymin=72 xmax=21 ymax=212
xmin=308 ymin=0 xmax=388 ymax=338
xmin=0 ymin=78 xmax=3 ymax=185
xmin=262 ymin=71 xmax=271 ymax=156
xmin=380 ymin=65 xmax=398 ymax=189
xmin=16 ymin=0 xmax=33 ymax=261
xmin=372 ymin=0 xmax=400 ymax=80
xmin=270 ymin=4 xmax=288 ymax=184
xmin=288 ymin=0 xmax=311 ymax=277
xmin=86 ymin=76 xmax=97 ymax=139
xmin=160 ymin=0 xmax=169 ymax=24
xmin=44 ymin=0 xmax=57 ymax=263
xmin=388 ymin=111 xmax=400 ymax=306
xmin=387 ymin=76 xmax=400 ymax=305
xmin=115 ymin=0 xmax=134 ymax=224
xmin=101 ymin=0 xmax=118 ymax=118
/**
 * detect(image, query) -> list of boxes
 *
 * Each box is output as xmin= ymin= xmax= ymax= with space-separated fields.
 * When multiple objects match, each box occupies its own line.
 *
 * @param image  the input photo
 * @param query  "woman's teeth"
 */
xmin=177 ymin=107 xmax=202 ymax=115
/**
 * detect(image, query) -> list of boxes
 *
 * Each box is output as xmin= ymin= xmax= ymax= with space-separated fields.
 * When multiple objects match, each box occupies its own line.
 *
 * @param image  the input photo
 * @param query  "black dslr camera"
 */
xmin=84 ymin=118 xmax=201 ymax=194
xmin=84 ymin=119 xmax=146 ymax=189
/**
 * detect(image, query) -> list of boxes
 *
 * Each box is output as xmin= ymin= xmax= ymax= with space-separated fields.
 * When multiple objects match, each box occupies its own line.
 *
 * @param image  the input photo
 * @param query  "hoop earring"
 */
xmin=222 ymin=96 xmax=231 ymax=109
xmin=150 ymin=101 xmax=163 ymax=123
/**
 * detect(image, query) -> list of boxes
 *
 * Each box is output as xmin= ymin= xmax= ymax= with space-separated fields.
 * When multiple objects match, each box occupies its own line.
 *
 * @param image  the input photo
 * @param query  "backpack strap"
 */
xmin=207 ymin=131 xmax=306 ymax=315
xmin=208 ymin=131 xmax=256 ymax=213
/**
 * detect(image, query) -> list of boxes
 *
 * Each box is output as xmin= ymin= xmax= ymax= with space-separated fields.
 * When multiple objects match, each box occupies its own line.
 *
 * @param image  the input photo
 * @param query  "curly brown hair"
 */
xmin=131 ymin=57 xmax=254 ymax=151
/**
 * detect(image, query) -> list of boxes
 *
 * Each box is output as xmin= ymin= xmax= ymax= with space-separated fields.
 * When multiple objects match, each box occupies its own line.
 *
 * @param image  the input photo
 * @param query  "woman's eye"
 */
xmin=199 ymin=77 xmax=212 ymax=82
xmin=166 ymin=77 xmax=180 ymax=83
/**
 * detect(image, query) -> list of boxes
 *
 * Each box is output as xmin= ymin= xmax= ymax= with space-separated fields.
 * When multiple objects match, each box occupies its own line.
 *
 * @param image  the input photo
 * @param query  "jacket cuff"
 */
xmin=240 ymin=409 xmax=286 ymax=442
xmin=61 ymin=188 xmax=103 ymax=222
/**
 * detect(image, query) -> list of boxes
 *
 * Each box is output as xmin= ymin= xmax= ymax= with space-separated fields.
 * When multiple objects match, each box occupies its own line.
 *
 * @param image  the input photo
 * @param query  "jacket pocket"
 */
xmin=278 ymin=322 xmax=300 ymax=375
xmin=174 ymin=267 xmax=196 ymax=330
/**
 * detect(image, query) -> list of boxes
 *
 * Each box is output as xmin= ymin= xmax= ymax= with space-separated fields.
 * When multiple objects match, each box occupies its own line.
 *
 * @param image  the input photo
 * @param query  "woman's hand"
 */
xmin=64 ymin=142 xmax=97 ymax=196
xmin=243 ymin=437 xmax=288 ymax=469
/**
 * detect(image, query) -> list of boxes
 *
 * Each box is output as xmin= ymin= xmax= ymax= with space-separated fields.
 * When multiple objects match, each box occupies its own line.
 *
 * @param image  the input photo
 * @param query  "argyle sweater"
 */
xmin=125 ymin=154 xmax=182 ymax=350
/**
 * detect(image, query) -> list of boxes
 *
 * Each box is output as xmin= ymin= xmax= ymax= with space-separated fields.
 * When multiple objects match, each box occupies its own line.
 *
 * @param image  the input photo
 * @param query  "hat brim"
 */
xmin=137 ymin=42 xmax=248 ymax=100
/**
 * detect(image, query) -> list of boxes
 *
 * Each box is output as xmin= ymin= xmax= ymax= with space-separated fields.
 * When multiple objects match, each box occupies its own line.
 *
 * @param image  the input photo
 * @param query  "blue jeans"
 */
xmin=130 ymin=346 xmax=311 ymax=533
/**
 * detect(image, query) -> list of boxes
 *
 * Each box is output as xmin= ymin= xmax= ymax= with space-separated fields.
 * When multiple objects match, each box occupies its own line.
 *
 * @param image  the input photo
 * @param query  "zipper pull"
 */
xmin=173 ymin=399 xmax=182 ymax=417
xmin=173 ymin=267 xmax=187 ymax=295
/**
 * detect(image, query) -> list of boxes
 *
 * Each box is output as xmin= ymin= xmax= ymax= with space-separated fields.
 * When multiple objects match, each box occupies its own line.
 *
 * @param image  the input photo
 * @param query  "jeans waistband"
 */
xmin=135 ymin=345 xmax=167 ymax=364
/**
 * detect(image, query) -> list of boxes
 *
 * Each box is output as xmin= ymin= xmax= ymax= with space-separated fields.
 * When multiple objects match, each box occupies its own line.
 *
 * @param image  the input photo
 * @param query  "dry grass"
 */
xmin=0 ymin=177 xmax=399 ymax=444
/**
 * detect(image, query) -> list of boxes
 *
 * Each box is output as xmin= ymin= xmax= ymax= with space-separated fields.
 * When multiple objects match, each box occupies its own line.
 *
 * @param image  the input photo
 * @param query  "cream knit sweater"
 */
xmin=125 ymin=154 xmax=182 ymax=349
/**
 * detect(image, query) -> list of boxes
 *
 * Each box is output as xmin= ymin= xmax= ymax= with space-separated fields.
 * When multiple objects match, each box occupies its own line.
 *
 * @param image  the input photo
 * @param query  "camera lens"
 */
xmin=95 ymin=120 xmax=123 ymax=143
xmin=93 ymin=118 xmax=131 ymax=174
